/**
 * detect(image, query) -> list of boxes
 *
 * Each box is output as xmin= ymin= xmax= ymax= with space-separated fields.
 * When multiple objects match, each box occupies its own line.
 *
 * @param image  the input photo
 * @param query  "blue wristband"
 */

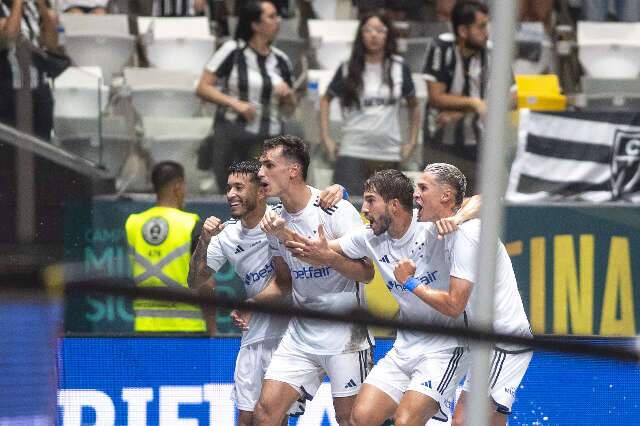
xmin=341 ymin=185 xmax=350 ymax=200
xmin=403 ymin=277 xmax=421 ymax=293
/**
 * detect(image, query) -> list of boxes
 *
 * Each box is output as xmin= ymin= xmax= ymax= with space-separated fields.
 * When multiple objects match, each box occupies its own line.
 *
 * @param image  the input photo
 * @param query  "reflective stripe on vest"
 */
xmin=130 ymin=243 xmax=191 ymax=289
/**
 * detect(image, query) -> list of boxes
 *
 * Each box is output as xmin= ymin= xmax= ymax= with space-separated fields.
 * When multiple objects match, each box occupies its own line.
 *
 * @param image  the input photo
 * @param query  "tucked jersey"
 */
xmin=327 ymin=55 xmax=415 ymax=162
xmin=207 ymin=219 xmax=289 ymax=347
xmin=338 ymin=217 xmax=465 ymax=357
xmin=445 ymin=219 xmax=532 ymax=348
xmin=205 ymin=39 xmax=293 ymax=136
xmin=268 ymin=187 xmax=373 ymax=355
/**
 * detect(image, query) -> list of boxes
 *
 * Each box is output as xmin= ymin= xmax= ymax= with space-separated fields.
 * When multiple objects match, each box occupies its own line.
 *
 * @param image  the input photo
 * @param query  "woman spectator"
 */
xmin=197 ymin=0 xmax=295 ymax=192
xmin=320 ymin=11 xmax=420 ymax=195
xmin=0 ymin=0 xmax=59 ymax=141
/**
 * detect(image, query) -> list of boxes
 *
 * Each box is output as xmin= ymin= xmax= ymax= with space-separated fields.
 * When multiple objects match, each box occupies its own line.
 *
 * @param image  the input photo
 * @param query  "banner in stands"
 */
xmin=56 ymin=337 xmax=640 ymax=425
xmin=507 ymin=110 xmax=640 ymax=202
xmin=64 ymin=200 xmax=639 ymax=337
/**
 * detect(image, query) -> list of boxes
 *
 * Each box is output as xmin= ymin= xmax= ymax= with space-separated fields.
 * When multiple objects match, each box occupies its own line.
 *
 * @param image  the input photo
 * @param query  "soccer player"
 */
xmin=187 ymin=160 xmax=344 ymax=426
xmin=285 ymin=169 xmax=479 ymax=426
xmin=253 ymin=135 xmax=376 ymax=426
xmin=395 ymin=163 xmax=533 ymax=426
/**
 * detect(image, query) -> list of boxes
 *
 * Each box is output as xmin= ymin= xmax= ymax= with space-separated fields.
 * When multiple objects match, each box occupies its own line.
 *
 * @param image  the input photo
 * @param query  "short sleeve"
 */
xmin=274 ymin=51 xmax=294 ymax=87
xmin=206 ymin=235 xmax=226 ymax=272
xmin=448 ymin=227 xmax=479 ymax=283
xmin=336 ymin=228 xmax=369 ymax=260
xmin=326 ymin=64 xmax=345 ymax=98
xmin=326 ymin=200 xmax=364 ymax=239
xmin=205 ymin=39 xmax=238 ymax=78
xmin=266 ymin=233 xmax=285 ymax=258
xmin=401 ymin=62 xmax=416 ymax=98
xmin=423 ymin=40 xmax=451 ymax=87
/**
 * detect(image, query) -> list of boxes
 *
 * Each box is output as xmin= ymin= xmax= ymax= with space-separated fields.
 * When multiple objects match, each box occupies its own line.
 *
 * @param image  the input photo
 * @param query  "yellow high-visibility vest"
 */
xmin=125 ymin=206 xmax=206 ymax=332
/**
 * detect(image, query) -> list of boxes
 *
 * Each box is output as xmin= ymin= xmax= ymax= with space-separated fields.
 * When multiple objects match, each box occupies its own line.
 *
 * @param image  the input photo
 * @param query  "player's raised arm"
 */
xmin=394 ymin=258 xmax=472 ymax=318
xmin=285 ymin=225 xmax=374 ymax=283
xmin=188 ymin=216 xmax=225 ymax=289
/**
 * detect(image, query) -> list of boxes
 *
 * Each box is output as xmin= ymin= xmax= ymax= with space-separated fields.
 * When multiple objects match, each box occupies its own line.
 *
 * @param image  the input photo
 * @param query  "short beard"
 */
xmin=373 ymin=214 xmax=392 ymax=236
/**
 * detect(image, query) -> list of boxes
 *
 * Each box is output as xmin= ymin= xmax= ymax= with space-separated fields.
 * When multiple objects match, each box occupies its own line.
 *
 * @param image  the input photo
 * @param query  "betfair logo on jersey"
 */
xmin=244 ymin=260 xmax=275 ymax=285
xmin=386 ymin=270 xmax=439 ymax=292
xmin=291 ymin=265 xmax=332 ymax=279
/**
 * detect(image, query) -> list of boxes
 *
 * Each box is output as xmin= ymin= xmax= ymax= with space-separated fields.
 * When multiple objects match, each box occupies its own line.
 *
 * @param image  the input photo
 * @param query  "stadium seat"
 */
xmin=577 ymin=21 xmax=640 ymax=78
xmin=580 ymin=76 xmax=640 ymax=111
xmin=123 ymin=68 xmax=201 ymax=118
xmin=141 ymin=117 xmax=214 ymax=193
xmin=515 ymin=74 xmax=567 ymax=111
xmin=403 ymin=37 xmax=430 ymax=73
xmin=137 ymin=16 xmax=215 ymax=72
xmin=308 ymin=19 xmax=358 ymax=71
xmin=60 ymin=14 xmax=135 ymax=84
xmin=53 ymin=67 xmax=110 ymax=146
xmin=514 ymin=22 xmax=552 ymax=75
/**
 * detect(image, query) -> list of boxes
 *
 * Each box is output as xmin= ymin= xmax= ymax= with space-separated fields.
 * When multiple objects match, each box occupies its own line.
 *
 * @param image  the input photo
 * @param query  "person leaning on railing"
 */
xmin=0 ymin=0 xmax=59 ymax=141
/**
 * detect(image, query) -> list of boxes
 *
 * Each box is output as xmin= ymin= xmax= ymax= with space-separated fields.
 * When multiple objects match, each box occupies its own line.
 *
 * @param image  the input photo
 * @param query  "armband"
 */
xmin=403 ymin=277 xmax=422 ymax=293
xmin=341 ymin=185 xmax=350 ymax=200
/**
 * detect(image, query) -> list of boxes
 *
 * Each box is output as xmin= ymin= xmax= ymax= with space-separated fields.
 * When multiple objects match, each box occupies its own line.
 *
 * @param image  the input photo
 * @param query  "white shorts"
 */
xmin=264 ymin=338 xmax=373 ymax=399
xmin=461 ymin=347 xmax=533 ymax=414
xmin=231 ymin=339 xmax=306 ymax=416
xmin=365 ymin=346 xmax=468 ymax=419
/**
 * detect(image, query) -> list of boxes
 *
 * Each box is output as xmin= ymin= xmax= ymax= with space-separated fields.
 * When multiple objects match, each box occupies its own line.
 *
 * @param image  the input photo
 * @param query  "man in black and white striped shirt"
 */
xmin=422 ymin=0 xmax=491 ymax=195
xmin=0 ymin=0 xmax=58 ymax=140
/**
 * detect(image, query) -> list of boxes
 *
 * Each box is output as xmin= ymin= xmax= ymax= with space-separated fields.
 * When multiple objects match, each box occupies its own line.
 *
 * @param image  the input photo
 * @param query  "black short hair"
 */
xmin=363 ymin=169 xmax=414 ymax=212
xmin=263 ymin=135 xmax=310 ymax=180
xmin=451 ymin=0 xmax=489 ymax=39
xmin=235 ymin=0 xmax=272 ymax=43
xmin=151 ymin=161 xmax=184 ymax=193
xmin=228 ymin=160 xmax=261 ymax=185
xmin=423 ymin=163 xmax=467 ymax=207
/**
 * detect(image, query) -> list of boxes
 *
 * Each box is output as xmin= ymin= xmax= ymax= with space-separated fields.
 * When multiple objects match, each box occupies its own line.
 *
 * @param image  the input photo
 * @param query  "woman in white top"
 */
xmin=320 ymin=11 xmax=421 ymax=196
xmin=197 ymin=0 xmax=296 ymax=192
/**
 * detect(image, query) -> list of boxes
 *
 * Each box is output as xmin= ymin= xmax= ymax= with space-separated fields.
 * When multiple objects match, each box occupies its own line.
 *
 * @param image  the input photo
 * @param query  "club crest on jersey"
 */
xmin=142 ymin=217 xmax=169 ymax=246
xmin=611 ymin=128 xmax=640 ymax=200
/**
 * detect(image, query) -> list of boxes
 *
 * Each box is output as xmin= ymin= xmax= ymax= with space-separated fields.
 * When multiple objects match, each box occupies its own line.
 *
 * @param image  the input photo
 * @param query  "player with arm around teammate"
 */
xmin=394 ymin=163 xmax=533 ymax=426
xmin=253 ymin=135 xmax=376 ymax=426
xmin=285 ymin=169 xmax=480 ymax=426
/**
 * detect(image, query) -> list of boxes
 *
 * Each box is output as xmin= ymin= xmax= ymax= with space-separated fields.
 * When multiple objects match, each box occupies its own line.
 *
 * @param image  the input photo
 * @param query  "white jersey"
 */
xmin=338 ymin=217 xmax=465 ymax=357
xmin=207 ymin=219 xmax=289 ymax=347
xmin=445 ymin=219 xmax=532 ymax=347
xmin=268 ymin=187 xmax=373 ymax=355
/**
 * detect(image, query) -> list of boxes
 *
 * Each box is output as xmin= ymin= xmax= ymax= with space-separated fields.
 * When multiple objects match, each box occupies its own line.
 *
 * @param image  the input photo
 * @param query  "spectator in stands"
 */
xmin=197 ymin=0 xmax=295 ymax=193
xmin=151 ymin=0 xmax=206 ymax=16
xmin=60 ymin=0 xmax=109 ymax=14
xmin=580 ymin=0 xmax=640 ymax=21
xmin=423 ymin=0 xmax=503 ymax=195
xmin=319 ymin=11 xmax=420 ymax=196
xmin=0 ymin=0 xmax=59 ymax=141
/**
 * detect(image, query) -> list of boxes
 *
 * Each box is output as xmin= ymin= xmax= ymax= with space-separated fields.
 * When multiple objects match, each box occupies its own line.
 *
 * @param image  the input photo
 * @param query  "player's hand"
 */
xmin=230 ymin=309 xmax=251 ymax=331
xmin=285 ymin=225 xmax=333 ymax=267
xmin=200 ymin=216 xmax=225 ymax=245
xmin=319 ymin=184 xmax=345 ymax=208
xmin=394 ymin=258 xmax=416 ymax=285
xmin=260 ymin=209 xmax=287 ymax=239
xmin=435 ymin=215 xmax=461 ymax=239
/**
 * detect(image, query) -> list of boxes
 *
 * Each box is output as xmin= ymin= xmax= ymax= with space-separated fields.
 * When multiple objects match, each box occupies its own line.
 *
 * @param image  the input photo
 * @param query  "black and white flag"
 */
xmin=506 ymin=110 xmax=640 ymax=202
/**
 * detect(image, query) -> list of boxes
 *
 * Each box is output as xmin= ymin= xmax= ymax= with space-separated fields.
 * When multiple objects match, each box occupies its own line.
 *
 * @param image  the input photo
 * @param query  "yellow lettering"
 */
xmin=553 ymin=235 xmax=594 ymax=335
xmin=599 ymin=237 xmax=636 ymax=336
xmin=530 ymin=237 xmax=545 ymax=334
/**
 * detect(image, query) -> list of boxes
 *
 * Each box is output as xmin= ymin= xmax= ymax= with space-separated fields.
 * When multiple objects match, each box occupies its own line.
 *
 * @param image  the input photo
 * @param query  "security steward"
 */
xmin=125 ymin=161 xmax=213 ymax=333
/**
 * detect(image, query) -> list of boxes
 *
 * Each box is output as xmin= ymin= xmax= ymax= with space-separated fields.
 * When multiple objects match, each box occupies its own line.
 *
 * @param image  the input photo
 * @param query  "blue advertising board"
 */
xmin=57 ymin=337 xmax=640 ymax=425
